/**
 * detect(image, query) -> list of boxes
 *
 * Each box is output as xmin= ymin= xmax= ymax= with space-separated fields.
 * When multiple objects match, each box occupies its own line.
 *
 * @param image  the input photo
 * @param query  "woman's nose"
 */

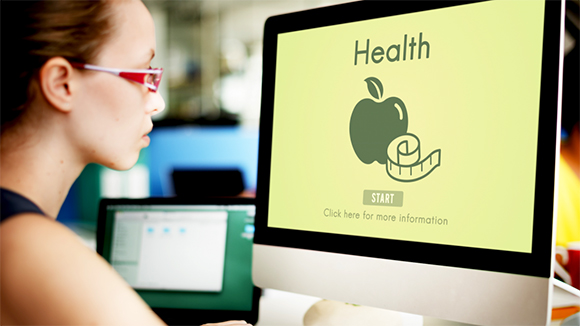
xmin=147 ymin=91 xmax=166 ymax=116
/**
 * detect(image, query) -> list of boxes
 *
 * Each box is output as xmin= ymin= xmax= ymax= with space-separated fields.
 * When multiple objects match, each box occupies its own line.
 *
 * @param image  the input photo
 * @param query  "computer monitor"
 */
xmin=253 ymin=1 xmax=565 ymax=325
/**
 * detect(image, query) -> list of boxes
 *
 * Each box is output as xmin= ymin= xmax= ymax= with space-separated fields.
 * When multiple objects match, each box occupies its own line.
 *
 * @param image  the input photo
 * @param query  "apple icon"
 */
xmin=349 ymin=77 xmax=408 ymax=164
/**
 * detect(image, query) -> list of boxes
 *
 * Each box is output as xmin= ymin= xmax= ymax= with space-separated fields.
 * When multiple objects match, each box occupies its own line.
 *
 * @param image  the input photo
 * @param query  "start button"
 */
xmin=363 ymin=190 xmax=403 ymax=207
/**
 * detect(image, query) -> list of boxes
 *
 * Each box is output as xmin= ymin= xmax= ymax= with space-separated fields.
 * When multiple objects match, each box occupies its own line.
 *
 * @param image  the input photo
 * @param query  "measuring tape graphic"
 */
xmin=386 ymin=133 xmax=441 ymax=182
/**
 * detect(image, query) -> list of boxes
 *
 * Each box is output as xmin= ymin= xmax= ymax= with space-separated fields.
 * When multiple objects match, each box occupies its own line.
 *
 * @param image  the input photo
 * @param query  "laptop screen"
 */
xmin=98 ymin=199 xmax=256 ymax=314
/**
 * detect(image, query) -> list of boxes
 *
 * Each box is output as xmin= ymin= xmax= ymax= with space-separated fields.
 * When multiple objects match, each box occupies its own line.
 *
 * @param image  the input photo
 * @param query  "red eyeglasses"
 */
xmin=70 ymin=62 xmax=163 ymax=92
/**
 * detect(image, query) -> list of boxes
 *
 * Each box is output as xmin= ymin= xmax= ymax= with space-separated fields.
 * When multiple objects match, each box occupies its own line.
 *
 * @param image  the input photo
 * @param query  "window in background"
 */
xmin=144 ymin=0 xmax=349 ymax=127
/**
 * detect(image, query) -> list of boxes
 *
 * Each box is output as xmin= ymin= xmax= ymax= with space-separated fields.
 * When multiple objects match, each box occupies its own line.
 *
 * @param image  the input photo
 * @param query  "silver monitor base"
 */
xmin=300 ymin=281 xmax=579 ymax=326
xmin=254 ymin=244 xmax=560 ymax=325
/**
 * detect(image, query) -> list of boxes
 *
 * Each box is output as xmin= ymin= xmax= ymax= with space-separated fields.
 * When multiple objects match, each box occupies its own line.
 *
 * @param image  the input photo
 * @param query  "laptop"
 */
xmin=97 ymin=197 xmax=260 ymax=325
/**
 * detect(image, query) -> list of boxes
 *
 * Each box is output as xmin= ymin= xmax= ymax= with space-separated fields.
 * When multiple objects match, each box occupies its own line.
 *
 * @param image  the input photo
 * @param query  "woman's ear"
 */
xmin=39 ymin=57 xmax=75 ymax=113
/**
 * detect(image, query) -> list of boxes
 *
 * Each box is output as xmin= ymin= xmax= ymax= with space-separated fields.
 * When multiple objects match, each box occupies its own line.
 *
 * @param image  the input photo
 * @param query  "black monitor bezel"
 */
xmin=97 ymin=197 xmax=260 ymax=326
xmin=254 ymin=0 xmax=563 ymax=278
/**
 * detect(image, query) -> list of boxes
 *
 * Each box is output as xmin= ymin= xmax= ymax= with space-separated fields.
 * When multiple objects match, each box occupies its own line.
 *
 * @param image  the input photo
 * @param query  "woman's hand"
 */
xmin=202 ymin=321 xmax=251 ymax=326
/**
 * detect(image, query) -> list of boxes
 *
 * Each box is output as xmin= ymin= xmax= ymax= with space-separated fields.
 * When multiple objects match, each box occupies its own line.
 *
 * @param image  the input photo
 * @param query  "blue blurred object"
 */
xmin=57 ymin=126 xmax=258 ymax=225
xmin=562 ymin=128 xmax=569 ymax=142
xmin=148 ymin=126 xmax=259 ymax=196
xmin=244 ymin=224 xmax=255 ymax=234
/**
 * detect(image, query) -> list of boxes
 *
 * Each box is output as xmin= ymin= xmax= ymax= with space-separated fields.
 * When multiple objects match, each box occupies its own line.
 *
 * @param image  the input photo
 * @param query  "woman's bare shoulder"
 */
xmin=0 ymin=213 xmax=165 ymax=325
xmin=1 ymin=212 xmax=77 ymax=244
xmin=1 ymin=213 xmax=93 ymax=271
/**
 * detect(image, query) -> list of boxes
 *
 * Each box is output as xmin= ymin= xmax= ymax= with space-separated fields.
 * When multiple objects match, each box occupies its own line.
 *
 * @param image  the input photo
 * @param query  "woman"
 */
xmin=0 ymin=1 xmax=249 ymax=325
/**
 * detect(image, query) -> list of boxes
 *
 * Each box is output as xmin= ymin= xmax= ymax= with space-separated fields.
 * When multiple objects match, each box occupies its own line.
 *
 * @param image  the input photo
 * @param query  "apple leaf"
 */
xmin=364 ymin=77 xmax=383 ymax=100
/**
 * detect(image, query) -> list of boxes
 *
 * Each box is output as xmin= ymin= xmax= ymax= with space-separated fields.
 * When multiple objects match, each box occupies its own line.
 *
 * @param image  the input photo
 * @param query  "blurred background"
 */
xmin=58 ymin=0 xmax=579 ymax=251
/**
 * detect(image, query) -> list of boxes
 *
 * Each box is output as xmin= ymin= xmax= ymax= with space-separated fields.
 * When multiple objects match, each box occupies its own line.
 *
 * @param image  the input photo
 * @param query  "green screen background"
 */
xmin=268 ymin=1 xmax=545 ymax=253
xmin=103 ymin=206 xmax=254 ymax=311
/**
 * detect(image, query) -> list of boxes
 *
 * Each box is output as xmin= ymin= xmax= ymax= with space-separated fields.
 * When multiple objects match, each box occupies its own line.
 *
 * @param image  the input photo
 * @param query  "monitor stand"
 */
xmin=303 ymin=299 xmax=423 ymax=326
xmin=302 ymin=280 xmax=580 ymax=326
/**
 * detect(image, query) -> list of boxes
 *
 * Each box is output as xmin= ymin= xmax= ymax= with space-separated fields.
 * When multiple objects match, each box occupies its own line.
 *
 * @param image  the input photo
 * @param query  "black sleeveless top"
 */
xmin=1 ymin=188 xmax=45 ymax=222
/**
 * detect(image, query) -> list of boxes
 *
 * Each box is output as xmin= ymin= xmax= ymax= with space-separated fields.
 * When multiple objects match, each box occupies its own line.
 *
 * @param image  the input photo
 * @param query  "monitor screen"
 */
xmin=254 ymin=1 xmax=564 ymax=324
xmin=268 ymin=0 xmax=544 ymax=254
